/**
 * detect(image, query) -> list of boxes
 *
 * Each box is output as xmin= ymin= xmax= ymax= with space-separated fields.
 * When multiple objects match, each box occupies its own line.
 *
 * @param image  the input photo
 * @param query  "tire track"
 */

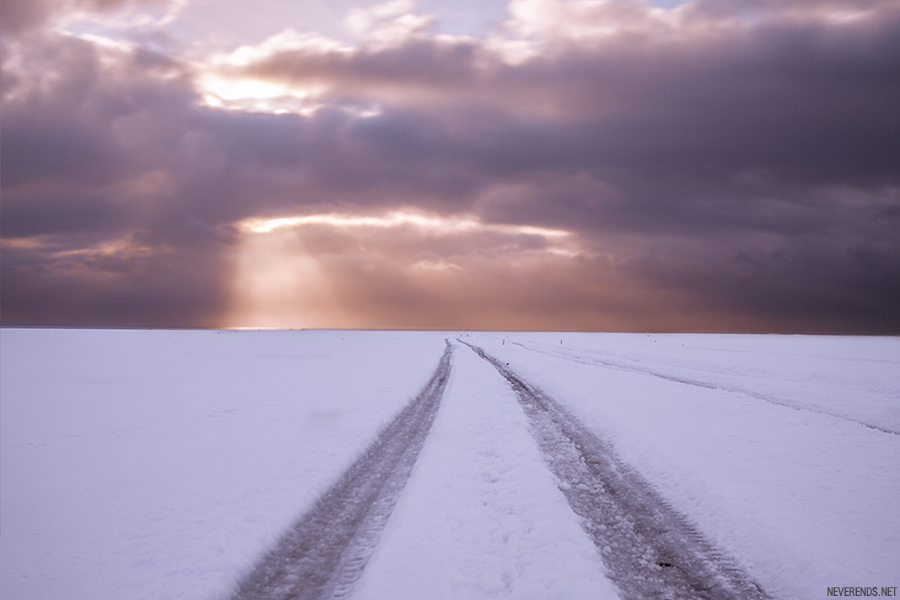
xmin=229 ymin=342 xmax=454 ymax=600
xmin=465 ymin=341 xmax=771 ymax=600
xmin=506 ymin=338 xmax=899 ymax=436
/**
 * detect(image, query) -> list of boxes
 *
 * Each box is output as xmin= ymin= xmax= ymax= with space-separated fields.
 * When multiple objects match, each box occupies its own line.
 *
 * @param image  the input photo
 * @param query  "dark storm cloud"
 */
xmin=1 ymin=240 xmax=230 ymax=327
xmin=0 ymin=0 xmax=170 ymax=35
xmin=2 ymin=0 xmax=899 ymax=331
xmin=1 ymin=191 xmax=125 ymax=237
xmin=0 ymin=31 xmax=235 ymax=326
xmin=627 ymin=226 xmax=900 ymax=333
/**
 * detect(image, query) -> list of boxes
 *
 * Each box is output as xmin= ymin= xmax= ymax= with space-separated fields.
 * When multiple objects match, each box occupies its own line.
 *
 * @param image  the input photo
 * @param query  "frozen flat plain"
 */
xmin=1 ymin=329 xmax=898 ymax=599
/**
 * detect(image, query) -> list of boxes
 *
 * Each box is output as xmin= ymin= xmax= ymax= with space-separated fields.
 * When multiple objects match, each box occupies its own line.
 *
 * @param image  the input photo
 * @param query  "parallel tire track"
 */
xmin=466 ymin=342 xmax=771 ymax=600
xmin=508 ymin=339 xmax=899 ymax=436
xmin=230 ymin=342 xmax=454 ymax=600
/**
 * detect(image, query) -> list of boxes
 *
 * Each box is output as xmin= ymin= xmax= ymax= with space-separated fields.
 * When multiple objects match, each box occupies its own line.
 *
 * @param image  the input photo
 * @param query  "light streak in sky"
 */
xmin=238 ymin=209 xmax=572 ymax=239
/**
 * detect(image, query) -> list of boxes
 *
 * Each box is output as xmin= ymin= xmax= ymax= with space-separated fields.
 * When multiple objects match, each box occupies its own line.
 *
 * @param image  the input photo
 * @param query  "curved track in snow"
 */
xmin=506 ymin=338 xmax=899 ymax=436
xmin=465 ymin=341 xmax=772 ymax=600
xmin=229 ymin=342 xmax=453 ymax=600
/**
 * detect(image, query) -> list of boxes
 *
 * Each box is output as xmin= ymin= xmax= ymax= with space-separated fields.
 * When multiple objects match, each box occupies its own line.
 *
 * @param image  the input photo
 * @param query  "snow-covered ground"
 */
xmin=1 ymin=329 xmax=898 ymax=599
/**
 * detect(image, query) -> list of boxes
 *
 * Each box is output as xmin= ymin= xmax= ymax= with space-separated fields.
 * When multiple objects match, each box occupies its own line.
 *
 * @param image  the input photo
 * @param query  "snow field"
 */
xmin=504 ymin=333 xmax=900 ymax=434
xmin=0 ymin=329 xmax=448 ymax=600
xmin=2 ymin=330 xmax=898 ymax=600
xmin=353 ymin=344 xmax=620 ymax=599
xmin=474 ymin=333 xmax=900 ymax=600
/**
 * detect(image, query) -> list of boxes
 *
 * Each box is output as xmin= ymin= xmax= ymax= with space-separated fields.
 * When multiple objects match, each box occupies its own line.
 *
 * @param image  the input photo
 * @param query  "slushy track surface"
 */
xmin=230 ymin=342 xmax=453 ymax=600
xmin=465 ymin=341 xmax=771 ymax=600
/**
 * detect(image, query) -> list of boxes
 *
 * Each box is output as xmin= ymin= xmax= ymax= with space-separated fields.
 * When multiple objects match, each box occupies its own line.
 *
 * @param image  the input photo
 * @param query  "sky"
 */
xmin=1 ymin=0 xmax=899 ymax=332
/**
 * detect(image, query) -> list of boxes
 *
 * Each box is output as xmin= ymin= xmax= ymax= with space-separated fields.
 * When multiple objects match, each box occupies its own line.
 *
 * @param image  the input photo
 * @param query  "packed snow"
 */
xmin=1 ymin=329 xmax=898 ymax=600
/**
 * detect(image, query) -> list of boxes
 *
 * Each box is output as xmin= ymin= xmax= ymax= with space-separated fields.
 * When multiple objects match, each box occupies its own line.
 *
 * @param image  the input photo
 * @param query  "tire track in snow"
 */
xmin=465 ymin=341 xmax=771 ymax=600
xmin=506 ymin=339 xmax=899 ymax=437
xmin=229 ymin=342 xmax=453 ymax=600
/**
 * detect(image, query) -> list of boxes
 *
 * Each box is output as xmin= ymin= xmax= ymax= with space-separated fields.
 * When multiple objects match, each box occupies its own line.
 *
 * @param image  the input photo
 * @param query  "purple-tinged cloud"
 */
xmin=2 ymin=0 xmax=899 ymax=331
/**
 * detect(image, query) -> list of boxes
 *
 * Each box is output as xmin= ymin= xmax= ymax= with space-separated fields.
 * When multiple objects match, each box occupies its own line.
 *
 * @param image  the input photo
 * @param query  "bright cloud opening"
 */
xmin=237 ymin=210 xmax=572 ymax=239
xmin=227 ymin=209 xmax=590 ymax=329
xmin=198 ymin=72 xmax=327 ymax=113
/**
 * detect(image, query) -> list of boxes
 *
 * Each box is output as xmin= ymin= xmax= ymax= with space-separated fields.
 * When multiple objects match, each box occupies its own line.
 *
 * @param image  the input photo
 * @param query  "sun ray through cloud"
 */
xmin=227 ymin=208 xmax=593 ymax=329
xmin=2 ymin=0 xmax=898 ymax=331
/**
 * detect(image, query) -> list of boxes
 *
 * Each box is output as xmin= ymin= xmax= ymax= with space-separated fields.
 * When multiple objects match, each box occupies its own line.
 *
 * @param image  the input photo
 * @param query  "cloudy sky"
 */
xmin=2 ymin=0 xmax=898 ymax=331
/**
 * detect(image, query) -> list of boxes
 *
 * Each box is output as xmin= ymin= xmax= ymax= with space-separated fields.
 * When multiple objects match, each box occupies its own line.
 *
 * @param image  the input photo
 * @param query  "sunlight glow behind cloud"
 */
xmin=238 ymin=210 xmax=572 ymax=239
xmin=228 ymin=208 xmax=589 ymax=329
xmin=3 ymin=0 xmax=899 ymax=332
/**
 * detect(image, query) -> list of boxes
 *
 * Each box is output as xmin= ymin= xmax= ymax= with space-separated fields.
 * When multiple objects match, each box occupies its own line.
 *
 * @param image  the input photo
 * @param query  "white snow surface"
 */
xmin=353 ymin=346 xmax=619 ymax=599
xmin=2 ymin=329 xmax=898 ymax=600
